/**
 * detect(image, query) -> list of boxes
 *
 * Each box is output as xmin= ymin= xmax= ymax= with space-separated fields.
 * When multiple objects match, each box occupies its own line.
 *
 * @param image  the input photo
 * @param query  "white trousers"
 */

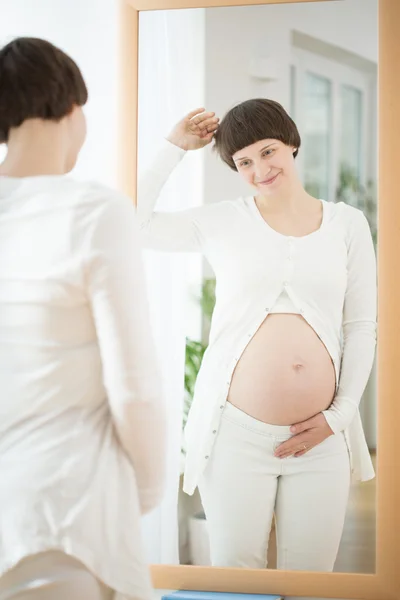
xmin=199 ymin=402 xmax=351 ymax=572
xmin=0 ymin=552 xmax=113 ymax=600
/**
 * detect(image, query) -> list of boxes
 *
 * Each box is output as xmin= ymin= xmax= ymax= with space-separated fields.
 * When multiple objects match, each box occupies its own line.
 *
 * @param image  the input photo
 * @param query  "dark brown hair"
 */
xmin=0 ymin=37 xmax=88 ymax=144
xmin=213 ymin=98 xmax=301 ymax=171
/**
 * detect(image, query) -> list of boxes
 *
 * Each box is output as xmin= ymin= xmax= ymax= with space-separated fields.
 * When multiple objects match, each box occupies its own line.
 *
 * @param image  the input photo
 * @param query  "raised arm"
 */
xmin=322 ymin=209 xmax=377 ymax=433
xmin=85 ymin=191 xmax=167 ymax=514
xmin=136 ymin=108 xmax=219 ymax=252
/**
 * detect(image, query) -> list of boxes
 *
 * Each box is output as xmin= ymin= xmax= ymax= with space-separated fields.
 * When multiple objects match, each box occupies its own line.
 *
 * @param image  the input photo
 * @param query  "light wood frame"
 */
xmin=118 ymin=1 xmax=400 ymax=598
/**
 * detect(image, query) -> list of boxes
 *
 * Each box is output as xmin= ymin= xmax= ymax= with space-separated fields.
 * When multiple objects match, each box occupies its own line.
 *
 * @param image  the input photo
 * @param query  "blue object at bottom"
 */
xmin=161 ymin=592 xmax=282 ymax=600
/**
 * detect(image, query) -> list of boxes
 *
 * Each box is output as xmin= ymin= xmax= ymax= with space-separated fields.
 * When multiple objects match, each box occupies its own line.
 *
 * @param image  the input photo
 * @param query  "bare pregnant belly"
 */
xmin=227 ymin=314 xmax=336 ymax=425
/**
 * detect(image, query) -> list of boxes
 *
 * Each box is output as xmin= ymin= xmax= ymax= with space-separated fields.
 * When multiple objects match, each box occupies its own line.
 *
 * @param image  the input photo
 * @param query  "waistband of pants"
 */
xmin=222 ymin=402 xmax=293 ymax=438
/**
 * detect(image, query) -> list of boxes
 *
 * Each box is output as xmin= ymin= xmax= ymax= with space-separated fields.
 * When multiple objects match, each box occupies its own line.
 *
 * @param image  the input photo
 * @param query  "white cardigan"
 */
xmin=138 ymin=139 xmax=377 ymax=496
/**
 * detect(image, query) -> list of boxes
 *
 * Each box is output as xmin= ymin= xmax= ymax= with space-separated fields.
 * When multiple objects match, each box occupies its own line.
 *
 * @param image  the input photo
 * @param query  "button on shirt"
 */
xmin=138 ymin=139 xmax=377 ymax=496
xmin=0 ymin=176 xmax=166 ymax=599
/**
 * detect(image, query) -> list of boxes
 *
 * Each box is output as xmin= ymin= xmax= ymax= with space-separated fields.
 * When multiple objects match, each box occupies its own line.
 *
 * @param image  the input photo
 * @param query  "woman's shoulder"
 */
xmin=195 ymin=195 xmax=250 ymax=218
xmin=328 ymin=200 xmax=369 ymax=228
xmin=29 ymin=177 xmax=131 ymax=210
xmin=54 ymin=181 xmax=136 ymax=242
xmin=327 ymin=200 xmax=374 ymax=250
xmin=66 ymin=180 xmax=134 ymax=214
xmin=170 ymin=196 xmax=249 ymax=230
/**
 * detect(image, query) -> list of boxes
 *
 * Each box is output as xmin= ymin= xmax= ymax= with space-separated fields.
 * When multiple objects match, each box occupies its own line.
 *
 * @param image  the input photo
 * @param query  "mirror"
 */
xmin=137 ymin=0 xmax=378 ymax=578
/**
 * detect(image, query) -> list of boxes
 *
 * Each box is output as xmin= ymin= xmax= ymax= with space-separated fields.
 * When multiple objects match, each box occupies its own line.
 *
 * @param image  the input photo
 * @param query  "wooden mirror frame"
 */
xmin=118 ymin=1 xmax=400 ymax=598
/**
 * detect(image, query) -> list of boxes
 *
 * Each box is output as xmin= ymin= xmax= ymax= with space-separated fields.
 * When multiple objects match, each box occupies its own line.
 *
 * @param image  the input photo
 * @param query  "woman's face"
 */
xmin=232 ymin=139 xmax=297 ymax=195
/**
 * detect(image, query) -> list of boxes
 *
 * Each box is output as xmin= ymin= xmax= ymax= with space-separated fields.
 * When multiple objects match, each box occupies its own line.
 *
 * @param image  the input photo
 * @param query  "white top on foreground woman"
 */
xmin=137 ymin=103 xmax=377 ymax=498
xmin=0 ymin=37 xmax=166 ymax=600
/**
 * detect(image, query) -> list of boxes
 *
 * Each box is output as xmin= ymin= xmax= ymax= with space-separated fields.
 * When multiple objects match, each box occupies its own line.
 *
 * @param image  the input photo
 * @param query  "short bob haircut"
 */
xmin=0 ymin=37 xmax=88 ymax=144
xmin=213 ymin=98 xmax=301 ymax=171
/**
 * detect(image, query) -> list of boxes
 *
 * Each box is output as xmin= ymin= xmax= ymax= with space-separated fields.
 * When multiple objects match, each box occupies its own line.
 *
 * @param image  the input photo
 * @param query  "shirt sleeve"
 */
xmin=322 ymin=209 xmax=377 ymax=434
xmin=136 ymin=138 xmax=207 ymax=252
xmin=84 ymin=192 xmax=167 ymax=514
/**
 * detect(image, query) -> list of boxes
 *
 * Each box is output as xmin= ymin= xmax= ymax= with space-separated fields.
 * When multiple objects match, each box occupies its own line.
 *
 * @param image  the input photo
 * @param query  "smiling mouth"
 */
xmin=258 ymin=173 xmax=279 ymax=185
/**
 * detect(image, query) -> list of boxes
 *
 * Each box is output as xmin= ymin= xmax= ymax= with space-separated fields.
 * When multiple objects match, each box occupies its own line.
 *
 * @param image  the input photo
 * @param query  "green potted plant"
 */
xmin=181 ymin=277 xmax=216 ymax=466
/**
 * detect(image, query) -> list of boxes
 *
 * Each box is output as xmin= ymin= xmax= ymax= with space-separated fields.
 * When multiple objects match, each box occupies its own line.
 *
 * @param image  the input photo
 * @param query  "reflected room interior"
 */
xmin=137 ymin=0 xmax=377 ymax=575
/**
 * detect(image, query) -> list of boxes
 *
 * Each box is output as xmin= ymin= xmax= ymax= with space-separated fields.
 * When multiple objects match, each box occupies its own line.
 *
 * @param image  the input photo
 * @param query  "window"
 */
xmin=303 ymin=72 xmax=332 ymax=199
xmin=291 ymin=47 xmax=376 ymax=220
xmin=340 ymin=84 xmax=362 ymax=184
xmin=339 ymin=84 xmax=364 ymax=209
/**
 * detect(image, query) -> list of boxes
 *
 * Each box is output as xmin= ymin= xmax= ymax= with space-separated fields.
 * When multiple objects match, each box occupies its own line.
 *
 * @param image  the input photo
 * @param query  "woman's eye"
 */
xmin=240 ymin=161 xmax=250 ymax=168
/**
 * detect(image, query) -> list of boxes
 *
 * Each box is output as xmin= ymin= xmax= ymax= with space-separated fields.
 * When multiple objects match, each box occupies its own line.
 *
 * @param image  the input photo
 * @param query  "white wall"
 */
xmin=0 ymin=0 xmax=121 ymax=187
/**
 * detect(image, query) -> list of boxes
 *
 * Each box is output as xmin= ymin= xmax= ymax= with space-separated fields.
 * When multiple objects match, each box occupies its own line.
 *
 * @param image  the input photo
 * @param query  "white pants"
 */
xmin=0 ymin=552 xmax=113 ymax=600
xmin=199 ymin=402 xmax=351 ymax=572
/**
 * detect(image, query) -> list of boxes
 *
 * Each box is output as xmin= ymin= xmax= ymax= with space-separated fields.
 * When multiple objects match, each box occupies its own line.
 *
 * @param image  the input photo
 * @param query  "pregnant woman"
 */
xmin=137 ymin=99 xmax=377 ymax=572
xmin=0 ymin=37 xmax=166 ymax=600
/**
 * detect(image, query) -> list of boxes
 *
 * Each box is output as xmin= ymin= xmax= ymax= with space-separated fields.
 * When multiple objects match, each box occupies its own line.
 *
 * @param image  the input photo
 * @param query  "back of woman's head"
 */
xmin=213 ymin=98 xmax=301 ymax=170
xmin=0 ymin=37 xmax=88 ymax=144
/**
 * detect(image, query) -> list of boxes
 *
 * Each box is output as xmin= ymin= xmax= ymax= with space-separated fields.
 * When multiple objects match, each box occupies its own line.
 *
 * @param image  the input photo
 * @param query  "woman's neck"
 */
xmin=256 ymin=180 xmax=318 ymax=215
xmin=0 ymin=120 xmax=70 ymax=178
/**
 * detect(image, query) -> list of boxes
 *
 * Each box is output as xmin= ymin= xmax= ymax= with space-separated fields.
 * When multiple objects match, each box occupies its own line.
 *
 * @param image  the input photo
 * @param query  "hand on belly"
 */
xmin=274 ymin=412 xmax=335 ymax=459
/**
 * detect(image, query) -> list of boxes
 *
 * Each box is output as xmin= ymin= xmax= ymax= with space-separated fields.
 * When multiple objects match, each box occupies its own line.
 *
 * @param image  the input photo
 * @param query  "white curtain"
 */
xmin=137 ymin=8 xmax=205 ymax=564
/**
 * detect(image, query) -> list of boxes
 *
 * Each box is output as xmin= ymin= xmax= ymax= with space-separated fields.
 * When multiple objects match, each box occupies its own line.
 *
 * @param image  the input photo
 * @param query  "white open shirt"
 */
xmin=138 ymin=139 xmax=377 ymax=496
xmin=0 ymin=175 xmax=166 ymax=599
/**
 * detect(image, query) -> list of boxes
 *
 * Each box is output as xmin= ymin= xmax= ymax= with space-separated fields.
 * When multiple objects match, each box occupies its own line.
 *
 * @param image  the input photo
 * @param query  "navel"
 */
xmin=292 ymin=362 xmax=305 ymax=371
